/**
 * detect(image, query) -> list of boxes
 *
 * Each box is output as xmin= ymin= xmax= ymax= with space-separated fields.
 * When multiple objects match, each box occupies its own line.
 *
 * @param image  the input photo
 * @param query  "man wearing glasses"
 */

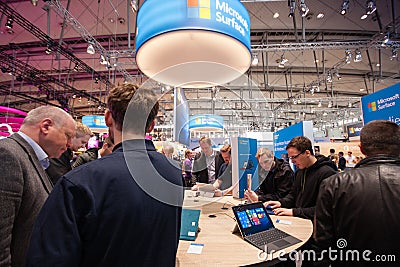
xmin=266 ymin=136 xmax=337 ymax=220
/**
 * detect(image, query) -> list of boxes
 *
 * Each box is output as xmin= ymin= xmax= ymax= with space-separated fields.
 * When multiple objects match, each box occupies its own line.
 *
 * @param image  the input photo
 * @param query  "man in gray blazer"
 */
xmin=0 ymin=106 xmax=76 ymax=267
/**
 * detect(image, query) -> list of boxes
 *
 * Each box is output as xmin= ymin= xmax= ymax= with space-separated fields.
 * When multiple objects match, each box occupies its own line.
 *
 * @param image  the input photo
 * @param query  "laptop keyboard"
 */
xmin=247 ymin=228 xmax=290 ymax=248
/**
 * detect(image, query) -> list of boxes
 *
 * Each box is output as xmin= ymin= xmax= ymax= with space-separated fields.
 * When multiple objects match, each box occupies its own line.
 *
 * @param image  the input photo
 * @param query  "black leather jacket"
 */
xmin=314 ymin=155 xmax=400 ymax=266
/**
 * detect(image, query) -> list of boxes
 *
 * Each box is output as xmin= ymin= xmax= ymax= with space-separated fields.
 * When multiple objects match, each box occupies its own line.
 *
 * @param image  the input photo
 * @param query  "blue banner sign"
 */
xmin=273 ymin=121 xmax=314 ymax=159
xmin=82 ymin=115 xmax=107 ymax=129
xmin=136 ymin=0 xmax=251 ymax=52
xmin=189 ymin=114 xmax=224 ymax=130
xmin=231 ymin=137 xmax=258 ymax=198
xmin=361 ymin=83 xmax=400 ymax=125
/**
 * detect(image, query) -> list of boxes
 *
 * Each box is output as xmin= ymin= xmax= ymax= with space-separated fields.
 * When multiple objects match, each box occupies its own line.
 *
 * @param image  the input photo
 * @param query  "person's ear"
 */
xmin=40 ymin=118 xmax=53 ymax=135
xmin=105 ymin=109 xmax=113 ymax=127
xmin=358 ymin=143 xmax=366 ymax=156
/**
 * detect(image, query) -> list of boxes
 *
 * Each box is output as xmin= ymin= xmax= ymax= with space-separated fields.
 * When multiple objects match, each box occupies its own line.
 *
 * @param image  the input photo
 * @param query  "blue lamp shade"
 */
xmin=136 ymin=0 xmax=251 ymax=88
xmin=189 ymin=114 xmax=224 ymax=131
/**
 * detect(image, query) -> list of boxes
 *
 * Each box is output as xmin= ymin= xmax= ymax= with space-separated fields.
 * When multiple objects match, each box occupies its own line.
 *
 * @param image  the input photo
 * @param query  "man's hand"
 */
xmin=273 ymin=208 xmax=293 ymax=216
xmin=265 ymin=200 xmax=281 ymax=209
xmin=244 ymin=190 xmax=259 ymax=202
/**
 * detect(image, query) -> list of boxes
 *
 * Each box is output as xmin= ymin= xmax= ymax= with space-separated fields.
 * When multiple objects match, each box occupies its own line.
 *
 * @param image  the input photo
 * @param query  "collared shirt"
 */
xmin=18 ymin=131 xmax=50 ymax=169
xmin=205 ymin=151 xmax=216 ymax=183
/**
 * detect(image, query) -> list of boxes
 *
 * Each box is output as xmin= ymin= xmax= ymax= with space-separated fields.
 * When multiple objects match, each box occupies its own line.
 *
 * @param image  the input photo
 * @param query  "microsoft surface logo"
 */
xmin=368 ymin=101 xmax=377 ymax=112
xmin=349 ymin=127 xmax=355 ymax=134
xmin=187 ymin=0 xmax=211 ymax=19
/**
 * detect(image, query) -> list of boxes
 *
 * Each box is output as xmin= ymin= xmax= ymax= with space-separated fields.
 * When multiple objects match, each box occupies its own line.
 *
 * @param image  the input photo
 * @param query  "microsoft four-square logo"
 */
xmin=187 ymin=0 xmax=211 ymax=19
xmin=368 ymin=102 xmax=377 ymax=112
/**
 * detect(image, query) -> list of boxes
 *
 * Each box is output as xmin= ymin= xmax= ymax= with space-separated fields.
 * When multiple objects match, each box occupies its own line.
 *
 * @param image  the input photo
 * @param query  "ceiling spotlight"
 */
xmin=391 ymin=48 xmax=398 ymax=60
xmin=251 ymin=54 xmax=259 ymax=66
xmin=316 ymin=13 xmax=325 ymax=19
xmin=345 ymin=49 xmax=352 ymax=63
xmin=45 ymin=45 xmax=52 ymax=55
xmin=318 ymin=101 xmax=322 ymax=107
xmin=299 ymin=0 xmax=309 ymax=17
xmin=348 ymin=102 xmax=352 ymax=108
xmin=335 ymin=71 xmax=342 ymax=80
xmin=277 ymin=54 xmax=288 ymax=68
xmin=366 ymin=0 xmax=376 ymax=15
xmin=86 ymin=43 xmax=95 ymax=55
xmin=130 ymin=0 xmax=138 ymax=12
xmin=354 ymin=49 xmax=362 ymax=62
xmin=100 ymin=54 xmax=108 ymax=65
xmin=273 ymin=12 xmax=280 ymax=19
xmin=73 ymin=63 xmax=79 ymax=71
xmin=288 ymin=0 xmax=296 ymax=17
xmin=381 ymin=33 xmax=391 ymax=47
xmin=31 ymin=0 xmax=38 ymax=6
xmin=328 ymin=101 xmax=333 ymax=108
xmin=94 ymin=77 xmax=99 ymax=84
xmin=361 ymin=14 xmax=368 ymax=20
xmin=5 ymin=16 xmax=13 ymax=29
xmin=326 ymin=72 xmax=333 ymax=83
xmin=340 ymin=0 xmax=349 ymax=15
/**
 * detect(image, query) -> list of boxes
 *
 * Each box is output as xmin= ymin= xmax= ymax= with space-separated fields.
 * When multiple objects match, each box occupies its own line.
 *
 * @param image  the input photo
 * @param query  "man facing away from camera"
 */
xmin=26 ymin=84 xmax=183 ymax=267
xmin=314 ymin=120 xmax=400 ymax=266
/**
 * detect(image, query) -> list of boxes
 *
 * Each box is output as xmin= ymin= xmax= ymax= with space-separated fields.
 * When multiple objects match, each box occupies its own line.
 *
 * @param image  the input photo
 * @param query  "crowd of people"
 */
xmin=0 ymin=82 xmax=399 ymax=267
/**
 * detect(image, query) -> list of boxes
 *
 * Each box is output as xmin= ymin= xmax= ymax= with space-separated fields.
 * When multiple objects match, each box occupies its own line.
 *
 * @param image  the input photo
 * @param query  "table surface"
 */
xmin=176 ymin=192 xmax=313 ymax=267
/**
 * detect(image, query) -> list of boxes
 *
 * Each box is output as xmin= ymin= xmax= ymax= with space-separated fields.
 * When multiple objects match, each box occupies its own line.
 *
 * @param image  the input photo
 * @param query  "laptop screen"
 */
xmin=232 ymin=202 xmax=275 ymax=236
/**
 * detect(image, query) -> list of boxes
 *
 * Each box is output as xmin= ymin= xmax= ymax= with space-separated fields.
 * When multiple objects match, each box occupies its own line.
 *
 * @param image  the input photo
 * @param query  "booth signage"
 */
xmin=82 ymin=115 xmax=107 ymax=128
xmin=361 ymin=83 xmax=400 ymax=125
xmin=136 ymin=0 xmax=251 ymax=51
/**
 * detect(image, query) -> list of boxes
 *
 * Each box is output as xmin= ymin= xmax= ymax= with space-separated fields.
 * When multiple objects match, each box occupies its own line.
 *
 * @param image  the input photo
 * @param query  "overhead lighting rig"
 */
xmin=288 ymin=0 xmax=296 ymax=17
xmin=340 ymin=0 xmax=349 ymax=15
xmin=5 ymin=16 xmax=13 ymax=29
xmin=354 ymin=49 xmax=362 ymax=62
xmin=299 ymin=0 xmax=309 ymax=17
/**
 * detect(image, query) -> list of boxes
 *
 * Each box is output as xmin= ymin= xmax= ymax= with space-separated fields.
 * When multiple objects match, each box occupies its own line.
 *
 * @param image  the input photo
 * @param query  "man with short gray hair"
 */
xmin=0 ymin=106 xmax=75 ymax=267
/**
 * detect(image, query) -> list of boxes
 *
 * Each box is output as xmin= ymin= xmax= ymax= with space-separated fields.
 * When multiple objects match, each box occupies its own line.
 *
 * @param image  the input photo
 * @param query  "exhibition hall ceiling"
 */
xmin=0 ymin=0 xmax=399 ymax=131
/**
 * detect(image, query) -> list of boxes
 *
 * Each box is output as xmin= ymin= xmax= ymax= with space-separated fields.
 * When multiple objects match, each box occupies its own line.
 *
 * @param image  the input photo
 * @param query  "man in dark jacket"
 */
xmin=27 ymin=84 xmax=183 ymax=267
xmin=191 ymin=136 xmax=224 ymax=184
xmin=314 ymin=120 xmax=400 ymax=266
xmin=267 ymin=136 xmax=337 ymax=220
xmin=72 ymin=137 xmax=114 ymax=168
xmin=337 ymin=151 xmax=346 ymax=171
xmin=244 ymin=147 xmax=294 ymax=203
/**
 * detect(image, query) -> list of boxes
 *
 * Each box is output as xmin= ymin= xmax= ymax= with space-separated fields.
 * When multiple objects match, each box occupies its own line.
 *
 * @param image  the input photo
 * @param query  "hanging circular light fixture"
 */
xmin=135 ymin=0 xmax=251 ymax=88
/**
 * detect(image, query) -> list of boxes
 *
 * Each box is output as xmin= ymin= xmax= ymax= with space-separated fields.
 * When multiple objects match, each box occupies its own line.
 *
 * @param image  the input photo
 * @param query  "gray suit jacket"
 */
xmin=0 ymin=133 xmax=53 ymax=267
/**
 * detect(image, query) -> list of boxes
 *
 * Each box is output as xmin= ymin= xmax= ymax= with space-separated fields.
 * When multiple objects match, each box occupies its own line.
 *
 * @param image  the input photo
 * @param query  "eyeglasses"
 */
xmin=288 ymin=151 xmax=304 ymax=160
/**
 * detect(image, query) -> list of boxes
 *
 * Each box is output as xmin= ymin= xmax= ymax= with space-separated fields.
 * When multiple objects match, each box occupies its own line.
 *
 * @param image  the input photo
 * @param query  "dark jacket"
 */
xmin=255 ymin=157 xmax=294 ymax=202
xmin=192 ymin=151 xmax=224 ymax=183
xmin=338 ymin=156 xmax=346 ymax=170
xmin=46 ymin=148 xmax=73 ymax=184
xmin=217 ymin=163 xmax=232 ymax=190
xmin=314 ymin=155 xmax=400 ymax=266
xmin=72 ymin=147 xmax=99 ymax=168
xmin=27 ymin=140 xmax=183 ymax=267
xmin=280 ymin=156 xmax=337 ymax=220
